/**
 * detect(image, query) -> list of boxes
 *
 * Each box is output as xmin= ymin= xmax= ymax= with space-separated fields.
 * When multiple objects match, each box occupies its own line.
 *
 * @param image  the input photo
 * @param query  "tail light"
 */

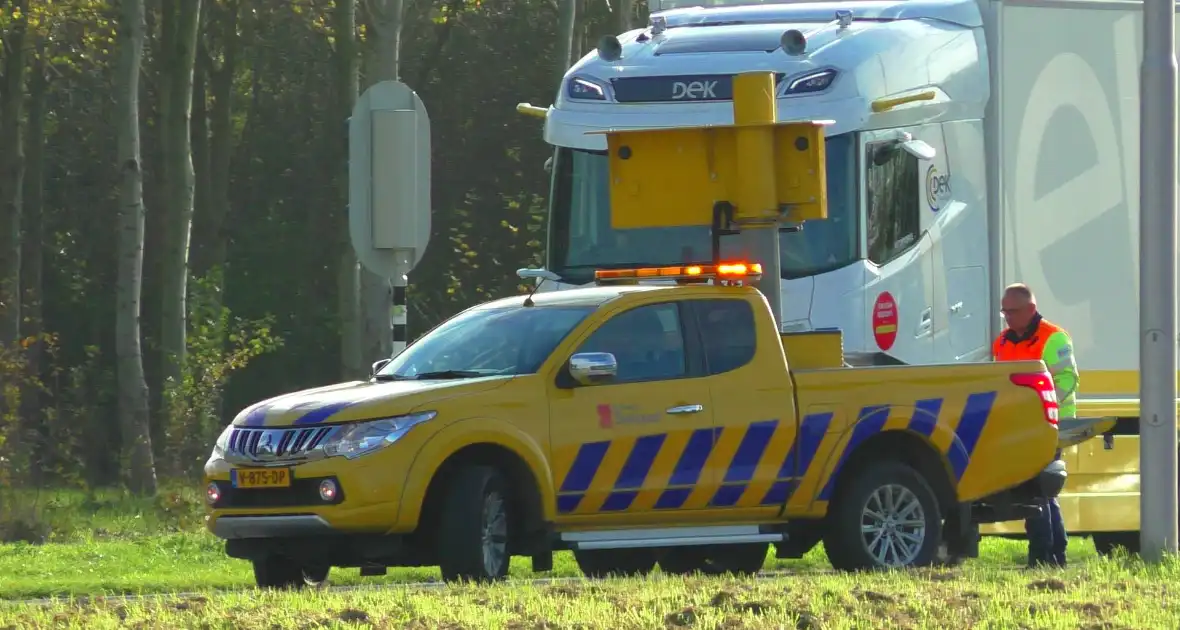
xmin=1010 ymin=371 xmax=1059 ymax=426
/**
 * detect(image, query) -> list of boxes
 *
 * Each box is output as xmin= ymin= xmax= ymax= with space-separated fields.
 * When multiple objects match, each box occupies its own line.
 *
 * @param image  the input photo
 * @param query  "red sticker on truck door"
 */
xmin=873 ymin=292 xmax=898 ymax=350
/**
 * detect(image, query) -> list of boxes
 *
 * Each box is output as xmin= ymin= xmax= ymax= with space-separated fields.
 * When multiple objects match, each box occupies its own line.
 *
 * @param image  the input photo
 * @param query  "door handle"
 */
xmin=918 ymin=307 xmax=932 ymax=331
xmin=666 ymin=404 xmax=704 ymax=415
xmin=950 ymin=301 xmax=964 ymax=314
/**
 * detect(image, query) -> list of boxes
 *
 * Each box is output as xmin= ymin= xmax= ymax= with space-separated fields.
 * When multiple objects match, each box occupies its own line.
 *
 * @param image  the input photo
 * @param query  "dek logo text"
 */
xmin=672 ymin=80 xmax=719 ymax=100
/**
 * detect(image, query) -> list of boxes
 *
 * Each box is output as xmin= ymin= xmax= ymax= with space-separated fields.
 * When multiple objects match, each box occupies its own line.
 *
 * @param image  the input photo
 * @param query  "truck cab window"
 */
xmin=576 ymin=303 xmax=687 ymax=382
xmin=690 ymin=299 xmax=756 ymax=375
xmin=865 ymin=142 xmax=921 ymax=265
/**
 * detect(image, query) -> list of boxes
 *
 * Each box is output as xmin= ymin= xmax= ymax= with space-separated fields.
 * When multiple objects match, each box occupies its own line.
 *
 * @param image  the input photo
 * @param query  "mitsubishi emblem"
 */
xmin=256 ymin=433 xmax=276 ymax=458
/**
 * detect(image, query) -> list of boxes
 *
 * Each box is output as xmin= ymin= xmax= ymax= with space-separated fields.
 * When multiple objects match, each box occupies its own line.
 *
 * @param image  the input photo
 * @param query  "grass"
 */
xmin=1 ymin=559 xmax=1178 ymax=629
xmin=1 ymin=485 xmax=1178 ymax=627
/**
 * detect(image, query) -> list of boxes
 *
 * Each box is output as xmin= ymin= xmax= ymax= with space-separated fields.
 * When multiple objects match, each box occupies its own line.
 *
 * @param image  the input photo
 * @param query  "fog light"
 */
xmin=319 ymin=479 xmax=339 ymax=502
xmin=206 ymin=482 xmax=221 ymax=505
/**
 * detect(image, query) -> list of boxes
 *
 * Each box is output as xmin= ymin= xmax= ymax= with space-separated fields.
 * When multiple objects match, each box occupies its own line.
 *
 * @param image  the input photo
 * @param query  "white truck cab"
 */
xmin=542 ymin=0 xmax=994 ymax=367
xmin=536 ymin=0 xmax=1157 ymax=382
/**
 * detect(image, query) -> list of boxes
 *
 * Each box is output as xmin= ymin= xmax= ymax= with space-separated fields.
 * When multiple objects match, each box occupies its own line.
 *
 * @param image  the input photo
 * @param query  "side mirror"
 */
xmin=901 ymin=138 xmax=936 ymax=161
xmin=370 ymin=358 xmax=392 ymax=377
xmin=568 ymin=352 xmax=617 ymax=386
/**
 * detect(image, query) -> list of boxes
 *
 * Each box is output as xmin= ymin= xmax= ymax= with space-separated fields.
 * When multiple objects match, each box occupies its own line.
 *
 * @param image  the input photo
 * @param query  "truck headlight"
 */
xmin=212 ymin=424 xmax=234 ymax=459
xmin=323 ymin=411 xmax=437 ymax=459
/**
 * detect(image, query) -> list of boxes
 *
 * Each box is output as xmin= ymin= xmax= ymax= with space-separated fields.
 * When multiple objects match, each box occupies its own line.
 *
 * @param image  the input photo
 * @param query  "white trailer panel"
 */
xmin=990 ymin=0 xmax=1180 ymax=397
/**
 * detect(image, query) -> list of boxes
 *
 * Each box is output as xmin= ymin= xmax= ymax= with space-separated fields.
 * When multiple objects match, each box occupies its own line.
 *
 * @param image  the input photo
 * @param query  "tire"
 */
xmin=574 ymin=548 xmax=657 ymax=578
xmin=659 ymin=543 xmax=768 ymax=576
xmin=252 ymin=556 xmax=329 ymax=589
xmin=1093 ymin=531 xmax=1140 ymax=557
xmin=823 ymin=461 xmax=943 ymax=571
xmin=437 ymin=465 xmax=513 ymax=583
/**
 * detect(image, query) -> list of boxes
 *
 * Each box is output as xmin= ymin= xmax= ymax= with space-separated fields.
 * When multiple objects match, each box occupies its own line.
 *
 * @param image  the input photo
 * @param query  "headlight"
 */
xmin=323 ymin=411 xmax=437 ymax=459
xmin=212 ymin=425 xmax=234 ymax=458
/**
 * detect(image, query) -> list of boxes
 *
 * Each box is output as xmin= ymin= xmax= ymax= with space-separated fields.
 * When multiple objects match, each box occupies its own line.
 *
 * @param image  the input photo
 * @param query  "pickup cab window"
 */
xmin=575 ymin=303 xmax=687 ymax=382
xmin=689 ymin=299 xmax=756 ymax=375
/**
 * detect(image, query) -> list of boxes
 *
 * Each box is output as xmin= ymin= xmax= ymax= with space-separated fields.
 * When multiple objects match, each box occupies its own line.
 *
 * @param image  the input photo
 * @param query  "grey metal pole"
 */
xmin=1139 ymin=0 xmax=1179 ymax=562
xmin=733 ymin=229 xmax=783 ymax=331
xmin=391 ymin=276 xmax=408 ymax=356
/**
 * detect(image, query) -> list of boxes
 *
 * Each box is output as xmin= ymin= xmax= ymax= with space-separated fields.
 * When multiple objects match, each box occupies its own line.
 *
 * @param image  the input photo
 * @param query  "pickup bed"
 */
xmin=204 ymin=280 xmax=1068 ymax=586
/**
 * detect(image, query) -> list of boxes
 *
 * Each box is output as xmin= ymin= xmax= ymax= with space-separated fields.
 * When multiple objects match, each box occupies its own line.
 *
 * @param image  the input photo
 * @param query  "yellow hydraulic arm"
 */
xmin=590 ymin=72 xmax=830 ymax=328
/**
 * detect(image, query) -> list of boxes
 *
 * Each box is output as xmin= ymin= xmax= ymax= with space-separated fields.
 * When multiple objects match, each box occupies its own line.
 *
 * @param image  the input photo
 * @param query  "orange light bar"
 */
xmin=594 ymin=262 xmax=763 ymax=284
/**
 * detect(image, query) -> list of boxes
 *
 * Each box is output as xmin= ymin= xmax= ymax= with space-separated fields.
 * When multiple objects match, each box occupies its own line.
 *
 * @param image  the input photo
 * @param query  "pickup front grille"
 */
xmin=228 ymin=426 xmax=334 ymax=460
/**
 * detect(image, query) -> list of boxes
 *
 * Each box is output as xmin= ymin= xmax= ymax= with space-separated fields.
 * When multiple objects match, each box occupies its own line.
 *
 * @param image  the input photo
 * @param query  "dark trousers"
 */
xmin=1025 ymin=449 xmax=1067 ymax=566
xmin=1025 ymin=496 xmax=1067 ymax=566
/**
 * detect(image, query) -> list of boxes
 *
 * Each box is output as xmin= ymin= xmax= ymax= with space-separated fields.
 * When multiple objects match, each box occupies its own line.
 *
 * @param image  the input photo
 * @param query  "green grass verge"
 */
xmin=1 ymin=557 xmax=1177 ymax=629
xmin=0 ymin=531 xmax=1099 ymax=600
xmin=0 ymin=483 xmax=1135 ymax=612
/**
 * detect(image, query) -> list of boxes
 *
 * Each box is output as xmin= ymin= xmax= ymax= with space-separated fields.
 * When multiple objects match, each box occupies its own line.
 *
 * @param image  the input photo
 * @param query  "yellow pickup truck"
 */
xmin=204 ymin=263 xmax=1069 ymax=588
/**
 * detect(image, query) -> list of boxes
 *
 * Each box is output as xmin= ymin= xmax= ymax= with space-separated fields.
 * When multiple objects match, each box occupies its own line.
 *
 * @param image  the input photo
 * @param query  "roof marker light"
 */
xmin=594 ymin=262 xmax=763 ymax=285
xmin=651 ymin=15 xmax=668 ymax=35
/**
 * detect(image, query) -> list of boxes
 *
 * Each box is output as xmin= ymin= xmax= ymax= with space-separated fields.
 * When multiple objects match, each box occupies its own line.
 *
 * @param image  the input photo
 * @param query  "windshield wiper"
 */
xmin=373 ymin=373 xmax=413 ymax=381
xmin=412 ymin=370 xmax=487 ymax=380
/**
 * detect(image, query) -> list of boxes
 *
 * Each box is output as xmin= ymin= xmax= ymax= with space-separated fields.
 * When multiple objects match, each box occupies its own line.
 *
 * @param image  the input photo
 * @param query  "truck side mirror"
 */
xmin=568 ymin=352 xmax=617 ymax=386
xmin=371 ymin=358 xmax=392 ymax=377
xmin=901 ymin=138 xmax=936 ymax=161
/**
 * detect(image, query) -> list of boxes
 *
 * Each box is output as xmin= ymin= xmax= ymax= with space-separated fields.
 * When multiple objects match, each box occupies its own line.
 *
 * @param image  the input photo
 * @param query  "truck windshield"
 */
xmin=377 ymin=306 xmax=594 ymax=379
xmin=548 ymin=133 xmax=858 ymax=285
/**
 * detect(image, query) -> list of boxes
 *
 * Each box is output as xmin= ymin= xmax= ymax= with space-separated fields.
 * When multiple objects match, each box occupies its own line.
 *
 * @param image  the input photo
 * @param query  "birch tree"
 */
xmin=334 ymin=0 xmax=364 ymax=380
xmin=115 ymin=0 xmax=159 ymax=496
xmin=158 ymin=0 xmax=203 ymax=423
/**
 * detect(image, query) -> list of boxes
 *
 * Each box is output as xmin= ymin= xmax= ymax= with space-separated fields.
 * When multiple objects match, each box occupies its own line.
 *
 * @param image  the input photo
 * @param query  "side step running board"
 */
xmin=561 ymin=525 xmax=787 ymax=551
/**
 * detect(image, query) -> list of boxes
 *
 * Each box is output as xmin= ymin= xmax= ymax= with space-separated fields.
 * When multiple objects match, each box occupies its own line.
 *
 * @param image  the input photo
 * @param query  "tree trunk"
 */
xmin=115 ymin=0 xmax=160 ymax=496
xmin=334 ymin=0 xmax=364 ymax=380
xmin=615 ymin=0 xmax=633 ymax=32
xmin=189 ymin=0 xmax=241 ymax=427
xmin=192 ymin=50 xmax=210 ymax=255
xmin=19 ymin=53 xmax=47 ymax=455
xmin=556 ymin=0 xmax=578 ymax=84
xmin=0 ymin=0 xmax=28 ymax=347
xmin=158 ymin=0 xmax=203 ymax=424
xmin=192 ymin=0 xmax=237 ymax=282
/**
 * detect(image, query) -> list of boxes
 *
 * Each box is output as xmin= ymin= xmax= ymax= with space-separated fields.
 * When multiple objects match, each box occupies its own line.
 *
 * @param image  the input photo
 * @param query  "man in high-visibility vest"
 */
xmin=992 ymin=283 xmax=1078 ymax=568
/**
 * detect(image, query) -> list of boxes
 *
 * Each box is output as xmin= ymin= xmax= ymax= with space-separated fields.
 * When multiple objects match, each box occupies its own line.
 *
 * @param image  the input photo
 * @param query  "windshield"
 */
xmin=377 ymin=305 xmax=594 ymax=379
xmin=547 ymin=133 xmax=859 ymax=285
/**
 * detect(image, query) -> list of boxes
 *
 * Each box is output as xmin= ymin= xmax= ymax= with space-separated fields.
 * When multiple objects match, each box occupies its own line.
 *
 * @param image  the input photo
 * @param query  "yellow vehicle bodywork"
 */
xmin=980 ymin=372 xmax=1150 ymax=540
xmin=205 ymin=283 xmax=1062 ymax=573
